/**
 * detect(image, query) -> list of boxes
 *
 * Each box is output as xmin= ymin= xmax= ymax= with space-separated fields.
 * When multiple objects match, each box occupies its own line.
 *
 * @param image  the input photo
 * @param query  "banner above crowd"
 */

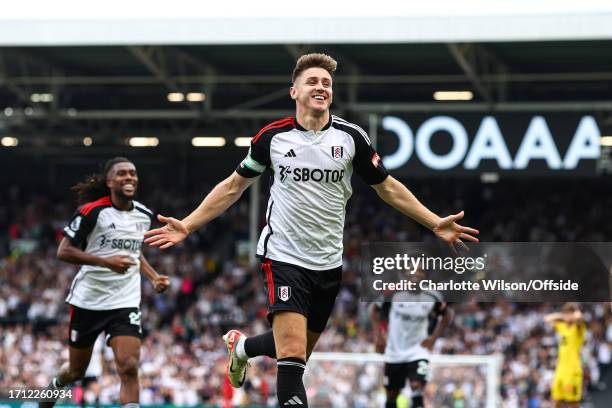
xmin=375 ymin=113 xmax=604 ymax=177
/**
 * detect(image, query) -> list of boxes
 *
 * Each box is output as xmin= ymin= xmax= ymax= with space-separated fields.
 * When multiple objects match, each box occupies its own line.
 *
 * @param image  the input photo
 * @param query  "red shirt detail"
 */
xmin=80 ymin=196 xmax=112 ymax=216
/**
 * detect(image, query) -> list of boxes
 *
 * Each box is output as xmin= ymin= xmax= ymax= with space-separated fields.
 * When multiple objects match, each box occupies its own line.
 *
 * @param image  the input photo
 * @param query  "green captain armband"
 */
xmin=237 ymin=149 xmax=267 ymax=177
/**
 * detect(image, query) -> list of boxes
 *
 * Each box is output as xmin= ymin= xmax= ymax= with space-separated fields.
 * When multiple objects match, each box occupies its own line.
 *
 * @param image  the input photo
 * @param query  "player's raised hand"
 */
xmin=144 ymin=214 xmax=190 ymax=249
xmin=152 ymin=275 xmax=171 ymax=293
xmin=103 ymin=255 xmax=136 ymax=274
xmin=433 ymin=211 xmax=479 ymax=253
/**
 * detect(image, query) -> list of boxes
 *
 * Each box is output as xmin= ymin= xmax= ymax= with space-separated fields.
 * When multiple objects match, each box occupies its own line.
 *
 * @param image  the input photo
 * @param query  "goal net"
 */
xmin=305 ymin=352 xmax=502 ymax=408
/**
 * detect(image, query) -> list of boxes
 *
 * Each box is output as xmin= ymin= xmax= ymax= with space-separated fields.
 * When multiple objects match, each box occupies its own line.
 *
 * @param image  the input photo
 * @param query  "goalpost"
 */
xmin=307 ymin=352 xmax=503 ymax=408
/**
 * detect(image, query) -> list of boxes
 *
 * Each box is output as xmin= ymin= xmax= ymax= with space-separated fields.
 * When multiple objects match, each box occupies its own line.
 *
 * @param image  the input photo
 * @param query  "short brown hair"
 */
xmin=292 ymin=53 xmax=338 ymax=83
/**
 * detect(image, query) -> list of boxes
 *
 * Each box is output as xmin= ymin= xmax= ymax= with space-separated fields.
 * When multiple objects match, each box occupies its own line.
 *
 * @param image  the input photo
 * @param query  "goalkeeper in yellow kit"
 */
xmin=544 ymin=303 xmax=586 ymax=408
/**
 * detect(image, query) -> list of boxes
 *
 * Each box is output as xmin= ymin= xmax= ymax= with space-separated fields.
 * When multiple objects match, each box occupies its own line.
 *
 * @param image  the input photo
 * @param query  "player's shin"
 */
xmin=277 ymin=357 xmax=308 ymax=407
xmin=385 ymin=399 xmax=397 ymax=408
xmin=243 ymin=330 xmax=276 ymax=359
xmin=410 ymin=380 xmax=425 ymax=408
xmin=411 ymin=392 xmax=424 ymax=408
xmin=385 ymin=390 xmax=399 ymax=408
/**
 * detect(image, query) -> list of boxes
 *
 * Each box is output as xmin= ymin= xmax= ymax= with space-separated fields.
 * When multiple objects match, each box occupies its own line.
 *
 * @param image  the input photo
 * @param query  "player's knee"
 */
xmin=275 ymin=333 xmax=306 ymax=360
xmin=115 ymin=355 xmax=139 ymax=379
xmin=277 ymin=345 xmax=306 ymax=360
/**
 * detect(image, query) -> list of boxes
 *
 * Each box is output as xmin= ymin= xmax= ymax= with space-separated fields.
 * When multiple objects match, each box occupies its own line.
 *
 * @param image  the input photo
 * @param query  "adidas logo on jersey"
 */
xmin=283 ymin=396 xmax=304 ymax=405
xmin=284 ymin=149 xmax=297 ymax=158
xmin=107 ymin=223 xmax=116 ymax=229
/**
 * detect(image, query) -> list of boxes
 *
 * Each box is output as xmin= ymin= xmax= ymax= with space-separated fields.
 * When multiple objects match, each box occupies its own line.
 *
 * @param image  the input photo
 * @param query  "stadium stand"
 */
xmin=1 ymin=180 xmax=610 ymax=406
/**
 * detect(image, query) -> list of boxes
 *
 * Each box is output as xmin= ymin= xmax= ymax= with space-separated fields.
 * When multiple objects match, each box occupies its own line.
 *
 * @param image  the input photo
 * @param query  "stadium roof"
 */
xmin=2 ymin=42 xmax=612 ymax=140
xmin=1 ymin=2 xmax=612 ymax=157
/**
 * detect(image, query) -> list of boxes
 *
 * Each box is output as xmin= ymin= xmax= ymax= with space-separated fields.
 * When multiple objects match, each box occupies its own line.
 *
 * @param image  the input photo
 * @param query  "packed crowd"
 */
xmin=1 ymin=179 xmax=611 ymax=407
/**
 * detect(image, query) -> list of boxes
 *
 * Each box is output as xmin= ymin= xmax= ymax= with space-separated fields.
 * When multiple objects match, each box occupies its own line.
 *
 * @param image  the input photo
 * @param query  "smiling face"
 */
xmin=106 ymin=161 xmax=138 ymax=200
xmin=290 ymin=67 xmax=333 ymax=115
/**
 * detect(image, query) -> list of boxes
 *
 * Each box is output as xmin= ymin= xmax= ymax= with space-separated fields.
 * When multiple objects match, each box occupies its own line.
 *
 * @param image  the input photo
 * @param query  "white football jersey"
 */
xmin=379 ymin=291 xmax=446 ymax=363
xmin=63 ymin=196 xmax=153 ymax=310
xmin=237 ymin=115 xmax=388 ymax=270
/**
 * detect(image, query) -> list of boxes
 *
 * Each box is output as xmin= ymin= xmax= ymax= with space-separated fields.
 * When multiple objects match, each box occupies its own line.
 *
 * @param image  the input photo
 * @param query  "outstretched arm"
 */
xmin=182 ymin=172 xmax=258 ymax=232
xmin=144 ymin=171 xmax=257 ymax=249
xmin=544 ymin=312 xmax=565 ymax=325
xmin=372 ymin=176 xmax=479 ymax=250
xmin=571 ymin=310 xmax=584 ymax=324
xmin=372 ymin=176 xmax=440 ymax=230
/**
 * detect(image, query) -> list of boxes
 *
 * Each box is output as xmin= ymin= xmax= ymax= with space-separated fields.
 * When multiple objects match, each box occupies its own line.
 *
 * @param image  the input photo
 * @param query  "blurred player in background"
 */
xmin=544 ymin=303 xmax=587 ymax=408
xmin=370 ymin=268 xmax=454 ymax=408
xmin=41 ymin=157 xmax=170 ymax=408
xmin=144 ymin=53 xmax=478 ymax=407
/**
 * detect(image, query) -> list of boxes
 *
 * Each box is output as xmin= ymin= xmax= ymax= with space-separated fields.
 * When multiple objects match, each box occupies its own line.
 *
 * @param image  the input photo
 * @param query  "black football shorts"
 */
xmin=67 ymin=305 xmax=142 ymax=348
xmin=384 ymin=359 xmax=430 ymax=390
xmin=259 ymin=258 xmax=342 ymax=333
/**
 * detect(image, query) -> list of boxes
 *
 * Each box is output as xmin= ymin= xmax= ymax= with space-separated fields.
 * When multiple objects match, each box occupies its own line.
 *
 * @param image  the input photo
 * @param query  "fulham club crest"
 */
xmin=331 ymin=146 xmax=344 ymax=160
xmin=278 ymin=286 xmax=291 ymax=302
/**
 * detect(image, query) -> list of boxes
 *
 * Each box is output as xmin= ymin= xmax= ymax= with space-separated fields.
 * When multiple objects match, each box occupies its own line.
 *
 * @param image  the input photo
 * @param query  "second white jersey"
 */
xmin=382 ymin=291 xmax=445 ymax=363
xmin=63 ymin=196 xmax=153 ymax=310
xmin=237 ymin=115 xmax=388 ymax=270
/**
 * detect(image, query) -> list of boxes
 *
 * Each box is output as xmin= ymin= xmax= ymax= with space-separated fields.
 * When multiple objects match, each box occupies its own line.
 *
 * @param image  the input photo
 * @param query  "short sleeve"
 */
xmin=63 ymin=209 xmax=97 ymax=248
xmin=135 ymin=203 xmax=154 ymax=230
xmin=236 ymin=142 xmax=270 ymax=178
xmin=433 ymin=301 xmax=448 ymax=317
xmin=352 ymin=130 xmax=389 ymax=185
xmin=236 ymin=117 xmax=294 ymax=177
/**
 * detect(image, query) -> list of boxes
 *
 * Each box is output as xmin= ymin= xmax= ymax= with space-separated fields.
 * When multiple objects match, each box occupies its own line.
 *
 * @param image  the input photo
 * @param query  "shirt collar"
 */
xmin=110 ymin=196 xmax=134 ymax=211
xmin=294 ymin=115 xmax=333 ymax=132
